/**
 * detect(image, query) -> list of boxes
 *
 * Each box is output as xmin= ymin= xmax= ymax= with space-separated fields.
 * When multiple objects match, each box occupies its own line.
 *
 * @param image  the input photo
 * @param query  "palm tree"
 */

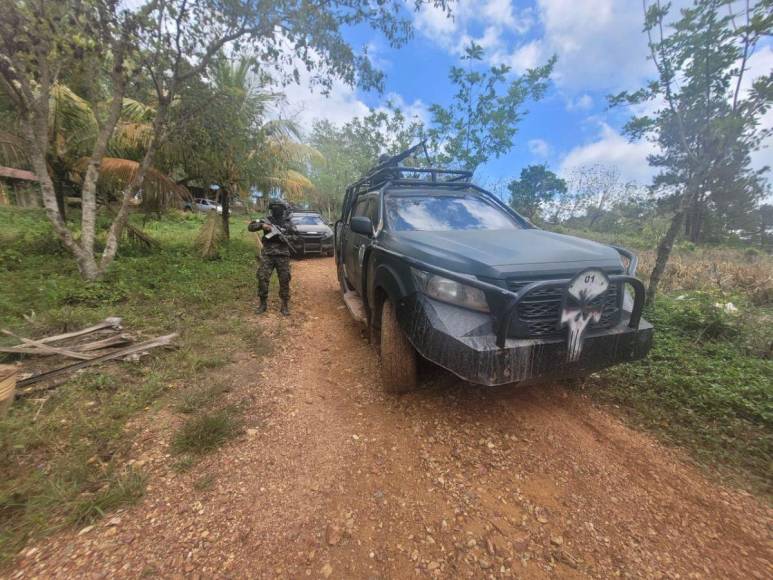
xmin=0 ymin=84 xmax=187 ymax=218
xmin=177 ymin=58 xmax=317 ymax=239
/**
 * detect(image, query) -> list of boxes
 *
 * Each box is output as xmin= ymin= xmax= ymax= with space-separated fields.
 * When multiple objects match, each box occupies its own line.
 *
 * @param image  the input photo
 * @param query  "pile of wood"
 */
xmin=0 ymin=317 xmax=177 ymax=397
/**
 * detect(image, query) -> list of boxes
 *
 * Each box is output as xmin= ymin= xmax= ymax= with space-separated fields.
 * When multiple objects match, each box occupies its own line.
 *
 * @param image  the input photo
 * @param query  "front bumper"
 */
xmin=402 ymin=295 xmax=653 ymax=386
xmin=298 ymin=236 xmax=334 ymax=255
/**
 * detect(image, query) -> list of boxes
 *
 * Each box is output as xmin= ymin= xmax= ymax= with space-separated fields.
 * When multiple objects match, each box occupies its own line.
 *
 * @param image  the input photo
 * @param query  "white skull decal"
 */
xmin=561 ymin=269 xmax=610 ymax=362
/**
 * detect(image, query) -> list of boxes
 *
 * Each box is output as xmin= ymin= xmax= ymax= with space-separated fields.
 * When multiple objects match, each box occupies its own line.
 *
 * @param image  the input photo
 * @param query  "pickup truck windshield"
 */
xmin=291 ymin=215 xmax=325 ymax=226
xmin=386 ymin=195 xmax=522 ymax=232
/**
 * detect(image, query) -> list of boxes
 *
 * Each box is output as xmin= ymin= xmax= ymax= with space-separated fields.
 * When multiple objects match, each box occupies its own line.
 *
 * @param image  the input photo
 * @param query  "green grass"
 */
xmin=171 ymin=410 xmax=240 ymax=455
xmin=589 ymin=292 xmax=772 ymax=497
xmin=0 ymin=207 xmax=264 ymax=564
xmin=552 ymin=223 xmax=772 ymax=495
xmin=174 ymin=381 xmax=230 ymax=414
xmin=68 ymin=468 xmax=146 ymax=526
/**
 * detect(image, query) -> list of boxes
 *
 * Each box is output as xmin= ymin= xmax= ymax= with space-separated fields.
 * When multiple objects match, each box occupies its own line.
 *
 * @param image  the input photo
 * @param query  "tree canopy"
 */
xmin=427 ymin=43 xmax=555 ymax=173
xmin=507 ymin=164 xmax=567 ymax=221
xmin=610 ymin=0 xmax=772 ymax=300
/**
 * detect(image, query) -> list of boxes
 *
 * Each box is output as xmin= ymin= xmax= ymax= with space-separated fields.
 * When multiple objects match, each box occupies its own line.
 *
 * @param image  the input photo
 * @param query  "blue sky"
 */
xmin=281 ymin=0 xmax=772 ymax=189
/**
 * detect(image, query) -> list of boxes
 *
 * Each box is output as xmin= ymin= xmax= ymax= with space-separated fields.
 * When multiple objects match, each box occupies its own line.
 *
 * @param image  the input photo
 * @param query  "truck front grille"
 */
xmin=506 ymin=280 xmax=621 ymax=338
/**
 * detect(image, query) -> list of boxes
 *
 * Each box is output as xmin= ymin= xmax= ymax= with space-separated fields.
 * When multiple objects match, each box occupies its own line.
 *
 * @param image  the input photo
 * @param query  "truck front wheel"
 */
xmin=380 ymin=299 xmax=417 ymax=393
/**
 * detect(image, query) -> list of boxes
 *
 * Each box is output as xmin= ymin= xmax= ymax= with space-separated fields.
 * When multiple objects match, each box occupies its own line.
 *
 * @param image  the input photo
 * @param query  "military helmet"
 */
xmin=268 ymin=198 xmax=289 ymax=219
xmin=267 ymin=199 xmax=289 ymax=209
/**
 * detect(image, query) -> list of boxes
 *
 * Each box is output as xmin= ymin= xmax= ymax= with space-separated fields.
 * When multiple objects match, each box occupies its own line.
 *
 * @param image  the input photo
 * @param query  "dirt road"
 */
xmin=12 ymin=259 xmax=772 ymax=579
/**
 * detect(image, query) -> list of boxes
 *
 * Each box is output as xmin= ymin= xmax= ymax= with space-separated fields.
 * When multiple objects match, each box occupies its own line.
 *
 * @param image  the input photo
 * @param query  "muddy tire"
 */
xmin=380 ymin=299 xmax=417 ymax=394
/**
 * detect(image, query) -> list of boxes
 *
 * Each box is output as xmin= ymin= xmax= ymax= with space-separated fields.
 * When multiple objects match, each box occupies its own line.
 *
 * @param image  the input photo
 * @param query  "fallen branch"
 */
xmin=17 ymin=333 xmax=178 ymax=389
xmin=2 ymin=330 xmax=96 ymax=360
xmin=76 ymin=333 xmax=133 ymax=352
xmin=0 ymin=333 xmax=133 ymax=357
xmin=18 ymin=317 xmax=123 ymax=346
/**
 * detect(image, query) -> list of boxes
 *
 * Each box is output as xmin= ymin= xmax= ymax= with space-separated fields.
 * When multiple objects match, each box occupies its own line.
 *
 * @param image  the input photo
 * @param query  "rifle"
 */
xmin=250 ymin=219 xmax=297 ymax=255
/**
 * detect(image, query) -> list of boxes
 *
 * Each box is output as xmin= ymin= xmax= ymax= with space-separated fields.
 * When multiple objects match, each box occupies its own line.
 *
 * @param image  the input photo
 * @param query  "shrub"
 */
xmin=654 ymin=291 xmax=743 ymax=340
xmin=171 ymin=410 xmax=239 ymax=455
xmin=54 ymin=280 xmax=129 ymax=306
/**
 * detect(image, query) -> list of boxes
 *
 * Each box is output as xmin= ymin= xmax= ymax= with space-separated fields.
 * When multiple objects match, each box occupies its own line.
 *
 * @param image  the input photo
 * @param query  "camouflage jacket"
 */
xmin=248 ymin=216 xmax=295 ymax=256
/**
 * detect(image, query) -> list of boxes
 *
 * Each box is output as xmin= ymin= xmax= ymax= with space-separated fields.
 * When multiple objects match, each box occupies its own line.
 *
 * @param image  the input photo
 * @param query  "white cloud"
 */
xmin=566 ymin=93 xmax=594 ymax=111
xmin=413 ymin=0 xmax=535 ymax=58
xmin=278 ymin=78 xmax=428 ymax=135
xmin=273 ymin=40 xmax=424 ymax=131
xmin=501 ymin=39 xmax=544 ymax=74
xmin=560 ymin=122 xmax=656 ymax=184
xmin=414 ymin=2 xmax=457 ymax=43
xmin=535 ymin=0 xmax=654 ymax=92
xmin=380 ymin=92 xmax=430 ymax=125
xmin=278 ymin=75 xmax=371 ymax=129
xmin=528 ymin=138 xmax=550 ymax=157
xmin=413 ymin=0 xmax=657 ymax=95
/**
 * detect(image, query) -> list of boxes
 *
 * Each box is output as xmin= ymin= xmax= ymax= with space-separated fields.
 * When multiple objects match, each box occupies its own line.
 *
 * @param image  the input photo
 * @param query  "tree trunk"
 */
xmin=647 ymin=209 xmax=684 ymax=306
xmin=97 ymin=100 xmax=166 ymax=276
xmin=22 ymin=116 xmax=99 ymax=279
xmin=80 ymin=54 xmax=127 ymax=267
xmin=54 ymin=181 xmax=66 ymax=221
xmin=684 ymin=197 xmax=703 ymax=243
xmin=221 ymin=188 xmax=230 ymax=240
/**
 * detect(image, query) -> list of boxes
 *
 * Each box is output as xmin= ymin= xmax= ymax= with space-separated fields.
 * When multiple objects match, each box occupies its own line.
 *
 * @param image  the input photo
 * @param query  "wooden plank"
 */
xmin=1 ymin=330 xmax=96 ymax=360
xmin=16 ymin=333 xmax=178 ymax=389
xmin=0 ymin=333 xmax=132 ymax=356
xmin=26 ymin=317 xmax=123 ymax=346
xmin=76 ymin=333 xmax=133 ymax=352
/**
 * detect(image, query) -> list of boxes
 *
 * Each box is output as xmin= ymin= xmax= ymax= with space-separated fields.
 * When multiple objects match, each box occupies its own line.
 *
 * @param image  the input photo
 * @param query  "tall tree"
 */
xmin=0 ymin=0 xmax=450 ymax=280
xmin=427 ymin=42 xmax=555 ymax=172
xmin=175 ymin=58 xmax=315 ymax=238
xmin=610 ymin=0 xmax=772 ymax=303
xmin=307 ymin=106 xmax=425 ymax=219
xmin=507 ymin=164 xmax=566 ymax=221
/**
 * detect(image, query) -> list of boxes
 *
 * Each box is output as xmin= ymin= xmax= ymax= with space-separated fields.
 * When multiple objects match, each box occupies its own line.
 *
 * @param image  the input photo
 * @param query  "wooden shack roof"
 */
xmin=0 ymin=166 xmax=38 ymax=181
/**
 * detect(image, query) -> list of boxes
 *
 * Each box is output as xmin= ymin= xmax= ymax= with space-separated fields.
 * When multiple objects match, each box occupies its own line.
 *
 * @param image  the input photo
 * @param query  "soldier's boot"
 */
xmin=256 ymin=298 xmax=268 ymax=314
xmin=280 ymin=300 xmax=290 ymax=316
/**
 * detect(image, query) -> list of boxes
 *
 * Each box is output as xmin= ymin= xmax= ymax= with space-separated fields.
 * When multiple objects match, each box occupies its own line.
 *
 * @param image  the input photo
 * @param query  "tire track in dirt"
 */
xmin=11 ymin=258 xmax=772 ymax=579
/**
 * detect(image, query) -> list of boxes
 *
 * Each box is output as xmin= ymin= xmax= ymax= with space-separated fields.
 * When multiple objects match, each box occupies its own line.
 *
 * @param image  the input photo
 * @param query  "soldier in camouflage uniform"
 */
xmin=248 ymin=200 xmax=295 ymax=316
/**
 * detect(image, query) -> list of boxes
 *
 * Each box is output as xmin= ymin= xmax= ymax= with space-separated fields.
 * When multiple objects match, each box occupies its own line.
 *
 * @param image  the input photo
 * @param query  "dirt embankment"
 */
xmin=11 ymin=259 xmax=772 ymax=579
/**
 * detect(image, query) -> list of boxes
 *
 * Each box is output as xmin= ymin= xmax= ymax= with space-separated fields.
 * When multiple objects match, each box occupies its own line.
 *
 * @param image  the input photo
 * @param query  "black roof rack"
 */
xmin=337 ymin=142 xmax=534 ymax=229
xmin=345 ymin=142 xmax=472 ymax=198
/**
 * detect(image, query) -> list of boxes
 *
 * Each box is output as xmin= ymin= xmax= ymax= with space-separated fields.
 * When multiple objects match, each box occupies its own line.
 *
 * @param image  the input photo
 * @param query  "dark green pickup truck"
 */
xmin=334 ymin=146 xmax=653 ymax=392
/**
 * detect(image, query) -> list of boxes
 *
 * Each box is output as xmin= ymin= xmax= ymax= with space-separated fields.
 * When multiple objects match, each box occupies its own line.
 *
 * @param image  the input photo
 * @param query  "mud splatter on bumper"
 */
xmin=402 ymin=295 xmax=653 ymax=386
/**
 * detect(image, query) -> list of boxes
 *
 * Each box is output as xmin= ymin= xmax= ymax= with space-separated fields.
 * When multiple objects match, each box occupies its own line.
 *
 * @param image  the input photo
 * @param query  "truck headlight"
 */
xmin=412 ymin=269 xmax=489 ymax=313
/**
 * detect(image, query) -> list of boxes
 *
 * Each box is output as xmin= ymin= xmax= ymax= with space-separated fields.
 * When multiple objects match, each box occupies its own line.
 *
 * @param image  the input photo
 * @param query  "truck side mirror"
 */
xmin=350 ymin=216 xmax=373 ymax=237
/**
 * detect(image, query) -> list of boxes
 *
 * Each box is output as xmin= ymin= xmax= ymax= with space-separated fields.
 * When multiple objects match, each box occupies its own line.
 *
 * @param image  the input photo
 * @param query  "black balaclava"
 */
xmin=270 ymin=203 xmax=285 ymax=221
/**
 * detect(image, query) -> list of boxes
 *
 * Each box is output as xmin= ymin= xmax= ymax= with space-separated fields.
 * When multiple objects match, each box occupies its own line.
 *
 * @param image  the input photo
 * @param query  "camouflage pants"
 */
xmin=257 ymin=253 xmax=291 ymax=302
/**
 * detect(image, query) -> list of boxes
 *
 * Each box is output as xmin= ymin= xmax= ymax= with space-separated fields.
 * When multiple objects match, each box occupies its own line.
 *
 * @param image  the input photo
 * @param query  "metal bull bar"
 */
xmin=495 ymin=275 xmax=646 ymax=348
xmin=375 ymin=245 xmax=647 ymax=349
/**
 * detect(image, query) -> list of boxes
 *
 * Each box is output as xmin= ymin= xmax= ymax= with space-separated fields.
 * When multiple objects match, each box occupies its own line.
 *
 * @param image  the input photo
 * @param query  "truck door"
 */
xmin=344 ymin=195 xmax=375 ymax=295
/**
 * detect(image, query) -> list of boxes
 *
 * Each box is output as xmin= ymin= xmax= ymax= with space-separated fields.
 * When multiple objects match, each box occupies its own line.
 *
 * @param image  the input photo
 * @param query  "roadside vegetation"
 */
xmin=566 ymin=227 xmax=773 ymax=497
xmin=0 ymin=0 xmax=770 ymax=567
xmin=0 ymin=207 xmax=266 ymax=564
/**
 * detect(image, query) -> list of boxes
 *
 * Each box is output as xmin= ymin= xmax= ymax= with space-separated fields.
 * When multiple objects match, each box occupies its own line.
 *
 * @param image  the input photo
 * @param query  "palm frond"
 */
xmin=260 ymin=118 xmax=301 ymax=140
xmin=256 ymin=169 xmax=314 ymax=201
xmin=49 ymin=84 xmax=97 ymax=158
xmin=73 ymin=156 xmax=191 ymax=209
xmin=109 ymin=122 xmax=154 ymax=158
xmin=121 ymin=98 xmax=155 ymax=122
xmin=124 ymin=222 xmax=160 ymax=249
xmin=0 ymin=130 xmax=28 ymax=168
xmin=195 ymin=212 xmax=224 ymax=259
xmin=105 ymin=99 xmax=156 ymax=159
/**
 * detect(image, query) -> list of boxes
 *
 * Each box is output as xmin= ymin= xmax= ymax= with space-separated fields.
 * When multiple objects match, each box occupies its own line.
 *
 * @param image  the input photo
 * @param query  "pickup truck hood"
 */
xmin=384 ymin=229 xmax=624 ymax=278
